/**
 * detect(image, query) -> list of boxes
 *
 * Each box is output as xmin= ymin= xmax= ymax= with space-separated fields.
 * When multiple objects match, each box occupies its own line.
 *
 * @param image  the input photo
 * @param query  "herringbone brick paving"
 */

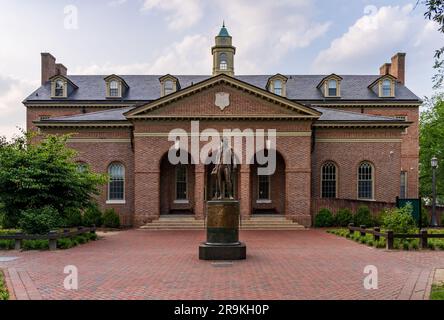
xmin=1 ymin=229 xmax=443 ymax=300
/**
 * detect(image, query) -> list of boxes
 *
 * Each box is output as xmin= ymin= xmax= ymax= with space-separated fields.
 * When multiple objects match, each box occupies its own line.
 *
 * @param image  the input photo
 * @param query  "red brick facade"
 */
xmin=28 ymin=80 xmax=417 ymax=228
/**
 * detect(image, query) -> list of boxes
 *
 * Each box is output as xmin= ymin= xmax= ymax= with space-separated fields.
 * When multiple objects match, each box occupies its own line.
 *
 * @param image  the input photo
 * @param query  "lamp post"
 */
xmin=431 ymin=156 xmax=438 ymax=227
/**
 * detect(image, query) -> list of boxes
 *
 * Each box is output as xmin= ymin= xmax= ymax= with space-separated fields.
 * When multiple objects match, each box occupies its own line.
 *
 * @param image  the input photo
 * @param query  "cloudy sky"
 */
xmin=0 ymin=0 xmax=442 ymax=139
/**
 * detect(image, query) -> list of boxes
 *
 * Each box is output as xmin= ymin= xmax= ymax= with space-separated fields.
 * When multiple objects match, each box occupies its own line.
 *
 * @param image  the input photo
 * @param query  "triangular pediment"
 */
xmin=125 ymin=74 xmax=321 ymax=119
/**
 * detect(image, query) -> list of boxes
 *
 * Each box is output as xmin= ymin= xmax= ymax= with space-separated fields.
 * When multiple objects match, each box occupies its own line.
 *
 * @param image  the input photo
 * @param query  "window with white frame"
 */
xmin=381 ymin=79 xmax=392 ymax=97
xmin=219 ymin=53 xmax=228 ymax=70
xmin=321 ymin=162 xmax=337 ymax=198
xmin=274 ymin=80 xmax=283 ymax=96
xmin=76 ymin=162 xmax=88 ymax=173
xmin=328 ymin=79 xmax=338 ymax=96
xmin=108 ymin=163 xmax=125 ymax=201
xmin=109 ymin=80 xmax=119 ymax=97
xmin=55 ymin=80 xmax=65 ymax=97
xmin=258 ymin=174 xmax=270 ymax=200
xmin=175 ymin=165 xmax=187 ymax=200
xmin=164 ymin=80 xmax=175 ymax=95
xmin=358 ymin=162 xmax=374 ymax=200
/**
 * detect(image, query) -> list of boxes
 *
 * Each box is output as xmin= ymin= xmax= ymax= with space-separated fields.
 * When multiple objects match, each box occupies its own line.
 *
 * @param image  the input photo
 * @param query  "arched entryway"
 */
xmin=250 ymin=151 xmax=286 ymax=215
xmin=159 ymin=151 xmax=195 ymax=215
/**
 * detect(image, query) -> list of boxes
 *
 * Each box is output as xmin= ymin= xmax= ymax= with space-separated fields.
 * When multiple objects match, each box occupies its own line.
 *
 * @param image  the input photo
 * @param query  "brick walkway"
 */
xmin=1 ymin=229 xmax=443 ymax=300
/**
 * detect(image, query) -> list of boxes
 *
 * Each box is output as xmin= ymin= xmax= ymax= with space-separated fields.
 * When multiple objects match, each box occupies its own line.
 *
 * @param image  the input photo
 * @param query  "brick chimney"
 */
xmin=41 ymin=53 xmax=67 ymax=85
xmin=379 ymin=53 xmax=406 ymax=84
xmin=379 ymin=63 xmax=391 ymax=76
xmin=390 ymin=52 xmax=406 ymax=85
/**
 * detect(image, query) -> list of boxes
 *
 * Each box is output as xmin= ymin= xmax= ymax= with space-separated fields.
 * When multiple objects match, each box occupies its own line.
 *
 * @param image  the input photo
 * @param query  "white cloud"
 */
xmin=312 ymin=4 xmax=443 ymax=97
xmin=141 ymin=0 xmax=203 ymax=30
xmin=0 ymin=75 xmax=37 ymax=140
xmin=313 ymin=5 xmax=430 ymax=73
xmin=74 ymin=34 xmax=212 ymax=75
xmin=214 ymin=0 xmax=331 ymax=73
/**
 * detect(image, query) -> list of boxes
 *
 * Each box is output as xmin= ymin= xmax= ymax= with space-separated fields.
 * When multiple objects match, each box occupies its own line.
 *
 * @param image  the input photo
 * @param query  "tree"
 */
xmin=419 ymin=94 xmax=444 ymax=203
xmin=421 ymin=0 xmax=444 ymax=89
xmin=0 ymin=133 xmax=107 ymax=228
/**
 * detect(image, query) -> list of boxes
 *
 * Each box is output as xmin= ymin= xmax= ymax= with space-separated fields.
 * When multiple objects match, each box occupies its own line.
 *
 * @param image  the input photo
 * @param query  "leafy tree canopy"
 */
xmin=421 ymin=0 xmax=444 ymax=88
xmin=419 ymin=94 xmax=444 ymax=203
xmin=0 ymin=133 xmax=107 ymax=228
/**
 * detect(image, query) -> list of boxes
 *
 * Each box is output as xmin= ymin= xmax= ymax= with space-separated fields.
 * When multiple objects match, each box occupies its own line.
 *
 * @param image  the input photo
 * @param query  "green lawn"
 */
xmin=0 ymin=270 xmax=9 ymax=300
xmin=430 ymin=284 xmax=444 ymax=300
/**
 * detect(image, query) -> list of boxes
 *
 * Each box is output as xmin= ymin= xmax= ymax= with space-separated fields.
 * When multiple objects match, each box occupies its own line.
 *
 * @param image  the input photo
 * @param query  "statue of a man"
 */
xmin=211 ymin=138 xmax=237 ymax=200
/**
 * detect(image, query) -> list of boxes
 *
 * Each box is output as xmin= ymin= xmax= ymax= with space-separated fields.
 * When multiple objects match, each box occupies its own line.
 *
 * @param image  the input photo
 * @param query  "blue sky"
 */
xmin=0 ymin=0 xmax=442 ymax=138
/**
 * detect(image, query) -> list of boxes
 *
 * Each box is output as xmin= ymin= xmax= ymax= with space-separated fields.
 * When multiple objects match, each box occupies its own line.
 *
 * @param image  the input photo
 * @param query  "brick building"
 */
xmin=24 ymin=26 xmax=421 ymax=227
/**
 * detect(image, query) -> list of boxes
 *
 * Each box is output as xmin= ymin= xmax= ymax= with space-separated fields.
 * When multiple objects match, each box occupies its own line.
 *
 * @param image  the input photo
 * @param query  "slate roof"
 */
xmin=42 ymin=106 xmax=404 ymax=123
xmin=24 ymin=74 xmax=421 ymax=103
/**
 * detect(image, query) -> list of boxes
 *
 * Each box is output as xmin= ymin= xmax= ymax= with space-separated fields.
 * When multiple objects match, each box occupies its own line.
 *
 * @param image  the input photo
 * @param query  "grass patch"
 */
xmin=0 ymin=270 xmax=9 ymax=300
xmin=431 ymin=284 xmax=444 ymax=300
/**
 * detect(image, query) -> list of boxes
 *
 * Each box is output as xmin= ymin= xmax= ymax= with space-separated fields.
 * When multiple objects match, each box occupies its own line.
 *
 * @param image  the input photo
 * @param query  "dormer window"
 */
xmin=328 ymin=80 xmax=337 ymax=96
xmin=55 ymin=80 xmax=65 ymax=97
xmin=273 ymin=80 xmax=282 ymax=96
xmin=109 ymin=80 xmax=119 ymax=97
xmin=317 ymin=74 xmax=342 ymax=98
xmin=159 ymin=74 xmax=180 ymax=97
xmin=382 ymin=79 xmax=391 ymax=97
xmin=220 ymin=53 xmax=228 ymax=70
xmin=50 ymin=75 xmax=76 ymax=98
xmin=368 ymin=75 xmax=396 ymax=98
xmin=266 ymin=74 xmax=288 ymax=97
xmin=164 ymin=80 xmax=175 ymax=95
xmin=104 ymin=75 xmax=128 ymax=99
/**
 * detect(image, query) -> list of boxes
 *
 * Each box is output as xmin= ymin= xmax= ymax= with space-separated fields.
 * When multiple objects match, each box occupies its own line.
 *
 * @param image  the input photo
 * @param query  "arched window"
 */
xmin=219 ymin=53 xmax=228 ymax=70
xmin=328 ymin=79 xmax=337 ymax=96
xmin=109 ymin=80 xmax=119 ymax=97
xmin=76 ymin=162 xmax=88 ymax=173
xmin=164 ymin=80 xmax=174 ymax=95
xmin=321 ymin=162 xmax=337 ymax=198
xmin=274 ymin=80 xmax=282 ymax=96
xmin=108 ymin=163 xmax=125 ymax=201
xmin=382 ymin=79 xmax=392 ymax=97
xmin=55 ymin=80 xmax=65 ymax=97
xmin=175 ymin=165 xmax=187 ymax=200
xmin=358 ymin=162 xmax=374 ymax=200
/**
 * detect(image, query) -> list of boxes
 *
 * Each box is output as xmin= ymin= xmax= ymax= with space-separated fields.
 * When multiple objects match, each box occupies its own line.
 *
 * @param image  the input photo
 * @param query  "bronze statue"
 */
xmin=211 ymin=138 xmax=237 ymax=200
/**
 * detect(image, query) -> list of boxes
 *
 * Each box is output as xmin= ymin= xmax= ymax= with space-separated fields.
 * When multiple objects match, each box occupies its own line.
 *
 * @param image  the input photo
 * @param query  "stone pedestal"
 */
xmin=199 ymin=200 xmax=246 ymax=260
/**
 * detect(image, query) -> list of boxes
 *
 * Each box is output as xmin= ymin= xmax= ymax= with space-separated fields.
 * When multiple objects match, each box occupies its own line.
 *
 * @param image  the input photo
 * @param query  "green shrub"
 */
xmin=103 ymin=209 xmax=121 ymax=228
xmin=57 ymin=238 xmax=74 ymax=249
xmin=19 ymin=206 xmax=61 ymax=235
xmin=335 ymin=208 xmax=353 ymax=227
xmin=62 ymin=207 xmax=83 ymax=228
xmin=83 ymin=203 xmax=103 ymax=227
xmin=0 ymin=239 xmax=13 ymax=250
xmin=354 ymin=205 xmax=373 ymax=227
xmin=0 ymin=270 xmax=9 ymax=300
xmin=420 ymin=205 xmax=430 ymax=227
xmin=22 ymin=239 xmax=49 ymax=250
xmin=382 ymin=204 xmax=416 ymax=233
xmin=411 ymin=240 xmax=419 ymax=250
xmin=314 ymin=208 xmax=334 ymax=227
